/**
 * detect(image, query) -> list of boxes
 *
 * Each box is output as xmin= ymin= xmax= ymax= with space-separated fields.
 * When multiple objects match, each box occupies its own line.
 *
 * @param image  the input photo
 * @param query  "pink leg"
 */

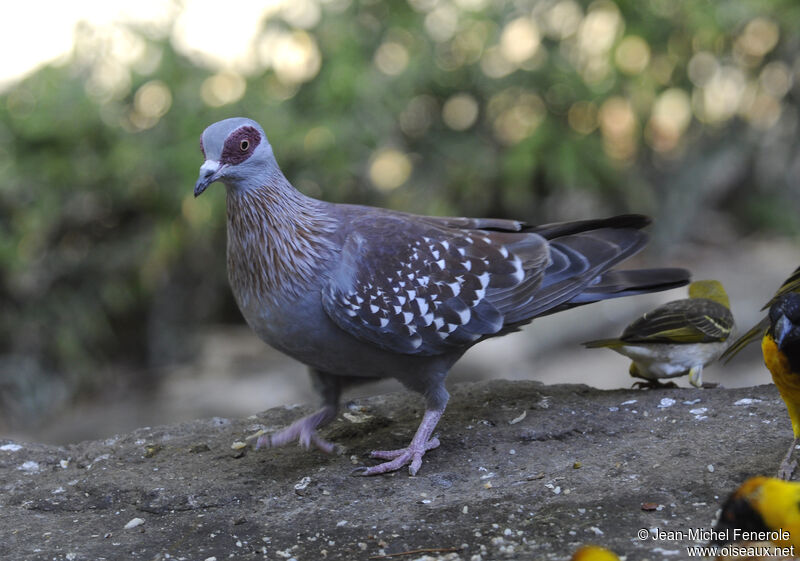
xmin=256 ymin=405 xmax=337 ymax=453
xmin=357 ymin=409 xmax=443 ymax=476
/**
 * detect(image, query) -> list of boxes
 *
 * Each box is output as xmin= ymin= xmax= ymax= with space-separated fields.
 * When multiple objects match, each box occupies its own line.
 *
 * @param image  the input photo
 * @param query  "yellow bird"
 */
xmin=571 ymin=545 xmax=621 ymax=561
xmin=762 ymin=292 xmax=800 ymax=479
xmin=583 ymin=280 xmax=734 ymax=388
xmin=714 ymin=476 xmax=800 ymax=549
xmin=722 ymin=266 xmax=800 ymax=362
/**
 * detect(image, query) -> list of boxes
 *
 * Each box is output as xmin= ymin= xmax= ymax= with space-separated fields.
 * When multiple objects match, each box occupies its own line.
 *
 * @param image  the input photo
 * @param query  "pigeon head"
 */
xmin=194 ymin=117 xmax=276 ymax=197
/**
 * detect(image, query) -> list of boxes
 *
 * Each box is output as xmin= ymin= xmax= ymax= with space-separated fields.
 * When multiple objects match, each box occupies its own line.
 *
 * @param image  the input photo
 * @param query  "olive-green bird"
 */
xmin=721 ymin=265 xmax=800 ymax=362
xmin=583 ymin=280 xmax=734 ymax=388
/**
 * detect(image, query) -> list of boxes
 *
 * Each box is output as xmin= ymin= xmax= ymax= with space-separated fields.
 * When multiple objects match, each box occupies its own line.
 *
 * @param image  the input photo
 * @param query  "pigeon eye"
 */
xmin=240 ymin=139 xmax=249 ymax=151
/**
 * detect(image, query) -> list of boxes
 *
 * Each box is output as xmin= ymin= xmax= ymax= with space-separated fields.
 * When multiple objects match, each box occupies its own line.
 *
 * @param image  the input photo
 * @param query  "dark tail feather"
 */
xmin=494 ymin=214 xmax=689 ymax=325
xmin=720 ymin=317 xmax=769 ymax=362
xmin=570 ymin=268 xmax=691 ymax=303
xmin=526 ymin=214 xmax=651 ymax=239
xmin=500 ymin=227 xmax=651 ymax=322
xmin=534 ymin=267 xmax=690 ymax=317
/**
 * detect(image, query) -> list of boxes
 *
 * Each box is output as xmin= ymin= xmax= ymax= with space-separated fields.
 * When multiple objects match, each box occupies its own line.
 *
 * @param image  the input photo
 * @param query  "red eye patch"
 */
xmin=221 ymin=126 xmax=261 ymax=165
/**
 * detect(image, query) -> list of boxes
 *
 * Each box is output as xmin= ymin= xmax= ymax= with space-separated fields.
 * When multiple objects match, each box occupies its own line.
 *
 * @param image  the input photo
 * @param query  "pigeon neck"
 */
xmin=225 ymin=171 xmax=337 ymax=308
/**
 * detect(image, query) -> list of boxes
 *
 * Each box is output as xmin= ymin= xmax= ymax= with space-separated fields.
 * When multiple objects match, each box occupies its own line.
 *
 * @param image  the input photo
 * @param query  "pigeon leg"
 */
xmin=359 ymin=408 xmax=443 ymax=476
xmin=778 ymin=438 xmax=799 ymax=481
xmin=256 ymin=369 xmax=343 ymax=453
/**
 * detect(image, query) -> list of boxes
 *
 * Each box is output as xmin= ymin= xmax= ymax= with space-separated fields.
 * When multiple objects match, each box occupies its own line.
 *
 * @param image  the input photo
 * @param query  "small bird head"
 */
xmin=688 ymin=280 xmax=729 ymax=308
xmin=712 ymin=476 xmax=771 ymax=546
xmin=768 ymin=293 xmax=800 ymax=350
xmin=570 ymin=545 xmax=620 ymax=561
xmin=194 ymin=117 xmax=275 ymax=197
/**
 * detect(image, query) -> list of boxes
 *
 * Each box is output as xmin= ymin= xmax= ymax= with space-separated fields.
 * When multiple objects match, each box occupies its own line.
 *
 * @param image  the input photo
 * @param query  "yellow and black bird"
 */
xmin=714 ymin=476 xmax=800 ymax=549
xmin=763 ymin=292 xmax=800 ymax=480
xmin=583 ymin=280 xmax=734 ymax=388
xmin=570 ymin=545 xmax=621 ymax=561
xmin=722 ymin=266 xmax=800 ymax=362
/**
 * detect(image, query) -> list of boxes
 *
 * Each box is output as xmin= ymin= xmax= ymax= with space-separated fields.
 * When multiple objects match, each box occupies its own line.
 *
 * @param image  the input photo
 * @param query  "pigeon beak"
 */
xmin=774 ymin=314 xmax=793 ymax=348
xmin=194 ymin=160 xmax=226 ymax=197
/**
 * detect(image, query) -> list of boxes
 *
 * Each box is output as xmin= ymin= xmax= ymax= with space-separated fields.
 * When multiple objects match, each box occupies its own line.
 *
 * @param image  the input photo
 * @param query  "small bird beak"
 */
xmin=194 ymin=160 xmax=226 ymax=197
xmin=775 ymin=314 xmax=793 ymax=348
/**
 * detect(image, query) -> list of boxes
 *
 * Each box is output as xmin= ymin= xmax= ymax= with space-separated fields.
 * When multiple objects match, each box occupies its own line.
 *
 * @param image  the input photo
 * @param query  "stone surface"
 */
xmin=0 ymin=380 xmax=790 ymax=560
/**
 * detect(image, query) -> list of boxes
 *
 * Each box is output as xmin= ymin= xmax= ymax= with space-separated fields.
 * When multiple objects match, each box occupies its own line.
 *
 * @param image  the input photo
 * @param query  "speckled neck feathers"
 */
xmin=225 ymin=170 xmax=337 ymax=308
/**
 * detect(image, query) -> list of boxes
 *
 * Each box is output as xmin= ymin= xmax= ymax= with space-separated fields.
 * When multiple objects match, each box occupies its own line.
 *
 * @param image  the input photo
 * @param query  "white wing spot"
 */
xmin=369 ymin=304 xmax=379 ymax=313
xmin=402 ymin=312 xmax=414 ymax=324
xmin=447 ymin=281 xmax=461 ymax=297
xmin=379 ymin=317 xmax=389 ymax=327
xmin=441 ymin=240 xmax=449 ymax=250
xmin=477 ymin=272 xmax=490 ymax=288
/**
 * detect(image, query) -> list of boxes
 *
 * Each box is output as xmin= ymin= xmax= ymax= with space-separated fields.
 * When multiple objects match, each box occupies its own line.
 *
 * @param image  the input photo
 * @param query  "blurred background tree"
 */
xmin=1 ymin=0 xmax=799 ymax=432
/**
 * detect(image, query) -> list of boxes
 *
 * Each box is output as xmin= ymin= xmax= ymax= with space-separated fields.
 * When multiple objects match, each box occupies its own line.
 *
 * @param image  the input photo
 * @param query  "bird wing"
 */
xmin=321 ymin=213 xmax=549 ymax=356
xmin=722 ymin=265 xmax=800 ymax=362
xmin=762 ymin=265 xmax=800 ymax=310
xmin=618 ymin=298 xmax=734 ymax=344
xmin=321 ymin=211 xmax=679 ymax=356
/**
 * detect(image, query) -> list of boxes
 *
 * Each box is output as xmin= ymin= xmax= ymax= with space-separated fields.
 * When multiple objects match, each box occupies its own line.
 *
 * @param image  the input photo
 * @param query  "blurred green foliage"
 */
xmin=1 ymin=0 xmax=799 ymax=422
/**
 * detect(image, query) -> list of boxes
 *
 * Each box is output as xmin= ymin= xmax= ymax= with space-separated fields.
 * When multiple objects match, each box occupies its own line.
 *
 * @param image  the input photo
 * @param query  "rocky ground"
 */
xmin=1 ymin=380 xmax=793 ymax=561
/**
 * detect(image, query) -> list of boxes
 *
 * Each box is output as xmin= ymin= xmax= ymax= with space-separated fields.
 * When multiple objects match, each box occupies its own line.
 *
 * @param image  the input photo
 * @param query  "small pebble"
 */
xmin=707 ymin=464 xmax=715 ymax=473
xmin=657 ymin=398 xmax=676 ymax=408
xmin=124 ymin=518 xmax=145 ymax=530
xmin=18 ymin=461 xmax=40 ymax=473
xmin=294 ymin=476 xmax=312 ymax=493
xmin=0 ymin=443 xmax=22 ymax=452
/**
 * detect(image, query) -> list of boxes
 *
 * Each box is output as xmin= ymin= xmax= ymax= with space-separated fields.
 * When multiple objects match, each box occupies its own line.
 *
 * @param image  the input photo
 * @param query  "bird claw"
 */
xmin=778 ymin=458 xmax=797 ymax=481
xmin=256 ymin=429 xmax=336 ymax=453
xmin=357 ymin=437 xmax=440 ymax=476
xmin=631 ymin=380 xmax=678 ymax=390
xmin=255 ymin=407 xmax=338 ymax=453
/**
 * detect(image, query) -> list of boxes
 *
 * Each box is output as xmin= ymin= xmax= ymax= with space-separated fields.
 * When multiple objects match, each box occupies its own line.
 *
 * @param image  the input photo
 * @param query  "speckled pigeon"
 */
xmin=193 ymin=117 xmax=690 ymax=476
